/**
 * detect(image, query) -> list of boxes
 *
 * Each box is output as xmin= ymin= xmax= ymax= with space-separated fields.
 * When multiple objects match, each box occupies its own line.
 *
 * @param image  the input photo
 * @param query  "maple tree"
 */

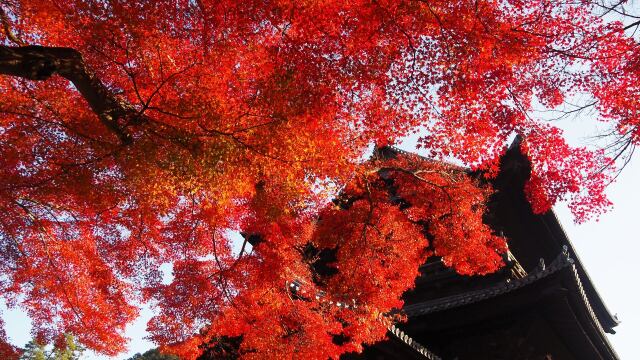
xmin=0 ymin=0 xmax=639 ymax=359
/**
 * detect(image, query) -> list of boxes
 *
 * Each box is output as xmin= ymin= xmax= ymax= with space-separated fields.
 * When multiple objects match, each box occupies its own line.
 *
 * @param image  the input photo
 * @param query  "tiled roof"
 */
xmin=403 ymin=247 xmax=575 ymax=318
xmin=388 ymin=323 xmax=442 ymax=360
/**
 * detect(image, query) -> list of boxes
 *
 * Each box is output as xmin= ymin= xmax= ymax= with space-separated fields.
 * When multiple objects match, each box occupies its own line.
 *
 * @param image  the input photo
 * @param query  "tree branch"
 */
xmin=0 ymin=45 xmax=141 ymax=144
xmin=0 ymin=6 xmax=23 ymax=45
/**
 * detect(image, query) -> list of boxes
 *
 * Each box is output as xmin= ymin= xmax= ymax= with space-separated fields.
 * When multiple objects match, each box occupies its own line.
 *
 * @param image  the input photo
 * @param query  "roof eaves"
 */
xmin=387 ymin=324 xmax=442 ymax=360
xmin=541 ymin=211 xmax=621 ymax=332
xmin=403 ymin=247 xmax=574 ymax=318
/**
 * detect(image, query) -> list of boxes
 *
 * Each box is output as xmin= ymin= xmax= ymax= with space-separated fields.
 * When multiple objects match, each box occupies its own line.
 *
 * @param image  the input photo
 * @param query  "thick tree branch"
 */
xmin=0 ymin=6 xmax=23 ymax=45
xmin=0 ymin=45 xmax=140 ymax=144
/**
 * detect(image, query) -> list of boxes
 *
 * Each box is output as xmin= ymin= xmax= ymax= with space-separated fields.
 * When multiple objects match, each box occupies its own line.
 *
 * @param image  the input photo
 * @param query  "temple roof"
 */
xmin=368 ymin=139 xmax=620 ymax=359
xmin=380 ymin=139 xmax=619 ymax=332
xmin=490 ymin=138 xmax=620 ymax=333
xmin=403 ymin=247 xmax=576 ymax=318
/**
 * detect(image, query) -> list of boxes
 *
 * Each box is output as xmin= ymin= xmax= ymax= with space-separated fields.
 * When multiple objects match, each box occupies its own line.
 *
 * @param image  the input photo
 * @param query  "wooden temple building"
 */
xmin=346 ymin=140 xmax=620 ymax=360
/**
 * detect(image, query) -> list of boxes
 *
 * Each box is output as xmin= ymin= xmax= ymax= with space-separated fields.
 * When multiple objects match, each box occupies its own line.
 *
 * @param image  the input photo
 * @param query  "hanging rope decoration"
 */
xmin=285 ymin=280 xmax=442 ymax=360
xmin=286 ymin=280 xmax=358 ymax=309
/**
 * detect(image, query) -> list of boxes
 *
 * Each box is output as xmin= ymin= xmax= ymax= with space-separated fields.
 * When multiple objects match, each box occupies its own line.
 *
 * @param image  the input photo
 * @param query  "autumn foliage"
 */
xmin=0 ymin=0 xmax=639 ymax=359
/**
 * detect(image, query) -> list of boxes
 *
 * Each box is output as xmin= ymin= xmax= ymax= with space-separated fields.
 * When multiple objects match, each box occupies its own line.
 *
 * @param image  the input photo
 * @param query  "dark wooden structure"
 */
xmin=348 ymin=140 xmax=620 ymax=360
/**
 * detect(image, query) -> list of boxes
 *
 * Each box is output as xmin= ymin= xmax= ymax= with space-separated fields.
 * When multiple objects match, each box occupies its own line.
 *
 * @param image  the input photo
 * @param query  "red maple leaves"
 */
xmin=152 ymin=154 xmax=506 ymax=359
xmin=1 ymin=0 xmax=638 ymax=359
